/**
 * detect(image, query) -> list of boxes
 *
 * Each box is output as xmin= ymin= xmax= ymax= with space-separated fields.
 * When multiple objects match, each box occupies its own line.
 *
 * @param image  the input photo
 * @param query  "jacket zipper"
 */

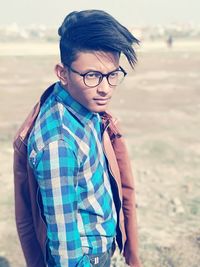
xmin=102 ymin=122 xmax=125 ymax=251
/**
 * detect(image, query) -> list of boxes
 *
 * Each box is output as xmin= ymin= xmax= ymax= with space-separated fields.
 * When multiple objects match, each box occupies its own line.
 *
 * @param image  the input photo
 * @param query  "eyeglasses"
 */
xmin=65 ymin=64 xmax=127 ymax=88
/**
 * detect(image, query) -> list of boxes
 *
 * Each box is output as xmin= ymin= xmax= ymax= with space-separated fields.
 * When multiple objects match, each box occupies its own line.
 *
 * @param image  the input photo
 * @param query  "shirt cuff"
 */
xmin=77 ymin=254 xmax=91 ymax=267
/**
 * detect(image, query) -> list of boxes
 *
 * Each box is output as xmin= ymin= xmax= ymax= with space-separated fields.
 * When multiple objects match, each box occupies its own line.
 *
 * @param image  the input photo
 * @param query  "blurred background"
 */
xmin=0 ymin=1 xmax=200 ymax=266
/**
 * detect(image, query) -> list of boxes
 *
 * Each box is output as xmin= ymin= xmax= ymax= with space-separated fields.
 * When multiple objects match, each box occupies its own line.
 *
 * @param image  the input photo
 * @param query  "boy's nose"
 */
xmin=97 ymin=77 xmax=110 ymax=95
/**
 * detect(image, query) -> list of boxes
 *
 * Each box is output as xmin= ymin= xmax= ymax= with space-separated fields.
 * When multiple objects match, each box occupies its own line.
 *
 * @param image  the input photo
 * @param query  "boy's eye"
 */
xmin=86 ymin=72 xmax=101 ymax=79
xmin=109 ymin=71 xmax=118 ymax=78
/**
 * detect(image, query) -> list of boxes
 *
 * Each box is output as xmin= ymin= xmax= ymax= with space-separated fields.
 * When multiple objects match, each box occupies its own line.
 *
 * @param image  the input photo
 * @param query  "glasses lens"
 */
xmin=108 ymin=70 xmax=125 ymax=86
xmin=84 ymin=72 xmax=101 ymax=87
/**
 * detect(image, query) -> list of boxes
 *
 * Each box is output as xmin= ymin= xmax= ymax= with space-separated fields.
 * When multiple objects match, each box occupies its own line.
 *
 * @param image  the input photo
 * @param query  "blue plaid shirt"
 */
xmin=28 ymin=82 xmax=117 ymax=266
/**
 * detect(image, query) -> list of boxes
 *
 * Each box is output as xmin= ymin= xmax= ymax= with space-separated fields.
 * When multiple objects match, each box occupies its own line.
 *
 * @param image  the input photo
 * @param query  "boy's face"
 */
xmin=60 ymin=51 xmax=120 ymax=113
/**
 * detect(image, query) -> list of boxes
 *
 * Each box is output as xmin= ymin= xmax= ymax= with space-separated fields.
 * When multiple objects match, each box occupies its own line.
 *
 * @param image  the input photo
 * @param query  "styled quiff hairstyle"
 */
xmin=58 ymin=10 xmax=139 ymax=68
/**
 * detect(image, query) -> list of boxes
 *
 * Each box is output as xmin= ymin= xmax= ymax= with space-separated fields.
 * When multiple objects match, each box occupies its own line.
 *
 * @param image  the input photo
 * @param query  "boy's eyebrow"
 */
xmin=79 ymin=67 xmax=120 ymax=74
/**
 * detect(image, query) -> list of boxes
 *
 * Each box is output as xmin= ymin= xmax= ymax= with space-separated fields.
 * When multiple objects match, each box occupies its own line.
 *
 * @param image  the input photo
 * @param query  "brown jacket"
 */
xmin=13 ymin=84 xmax=141 ymax=267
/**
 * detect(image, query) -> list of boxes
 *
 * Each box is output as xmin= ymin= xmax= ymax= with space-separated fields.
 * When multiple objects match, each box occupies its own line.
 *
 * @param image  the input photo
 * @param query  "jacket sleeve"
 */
xmin=31 ymin=140 xmax=91 ymax=267
xmin=13 ymin=143 xmax=46 ymax=267
xmin=109 ymin=120 xmax=141 ymax=267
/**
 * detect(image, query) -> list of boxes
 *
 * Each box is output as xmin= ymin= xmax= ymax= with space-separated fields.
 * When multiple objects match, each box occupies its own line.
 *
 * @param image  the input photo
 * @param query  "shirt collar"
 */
xmin=53 ymin=82 xmax=97 ymax=124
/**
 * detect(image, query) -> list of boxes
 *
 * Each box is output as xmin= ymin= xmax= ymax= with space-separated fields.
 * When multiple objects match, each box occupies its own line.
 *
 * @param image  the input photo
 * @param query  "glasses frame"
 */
xmin=64 ymin=64 xmax=127 ymax=88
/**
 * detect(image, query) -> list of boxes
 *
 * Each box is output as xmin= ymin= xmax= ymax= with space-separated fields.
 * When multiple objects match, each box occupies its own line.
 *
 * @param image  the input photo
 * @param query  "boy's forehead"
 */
xmin=73 ymin=51 xmax=120 ymax=69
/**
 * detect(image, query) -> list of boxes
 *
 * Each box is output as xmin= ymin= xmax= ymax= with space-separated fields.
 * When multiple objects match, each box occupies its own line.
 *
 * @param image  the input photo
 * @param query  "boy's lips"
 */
xmin=93 ymin=97 xmax=110 ymax=105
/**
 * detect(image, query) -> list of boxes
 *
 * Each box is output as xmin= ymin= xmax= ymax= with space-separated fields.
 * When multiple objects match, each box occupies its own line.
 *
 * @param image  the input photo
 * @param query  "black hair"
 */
xmin=58 ymin=10 xmax=139 ymax=68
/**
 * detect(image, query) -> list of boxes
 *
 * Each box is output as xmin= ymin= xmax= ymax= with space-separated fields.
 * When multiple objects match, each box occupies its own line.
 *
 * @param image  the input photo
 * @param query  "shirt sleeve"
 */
xmin=33 ymin=139 xmax=91 ymax=267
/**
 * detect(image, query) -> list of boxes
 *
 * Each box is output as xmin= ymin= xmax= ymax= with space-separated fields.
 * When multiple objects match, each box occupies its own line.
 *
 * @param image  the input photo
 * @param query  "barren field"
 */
xmin=0 ymin=40 xmax=200 ymax=267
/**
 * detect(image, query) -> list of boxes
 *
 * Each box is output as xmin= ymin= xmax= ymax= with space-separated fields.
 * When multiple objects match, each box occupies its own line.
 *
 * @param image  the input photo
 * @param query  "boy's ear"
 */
xmin=55 ymin=63 xmax=68 ymax=86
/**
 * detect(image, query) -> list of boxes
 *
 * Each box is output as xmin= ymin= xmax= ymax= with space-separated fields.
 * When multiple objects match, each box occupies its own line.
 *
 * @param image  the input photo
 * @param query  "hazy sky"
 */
xmin=1 ymin=0 xmax=199 ymax=27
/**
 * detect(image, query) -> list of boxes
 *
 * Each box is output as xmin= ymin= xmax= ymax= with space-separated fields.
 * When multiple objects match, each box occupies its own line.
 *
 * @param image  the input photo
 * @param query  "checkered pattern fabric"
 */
xmin=28 ymin=82 xmax=117 ymax=266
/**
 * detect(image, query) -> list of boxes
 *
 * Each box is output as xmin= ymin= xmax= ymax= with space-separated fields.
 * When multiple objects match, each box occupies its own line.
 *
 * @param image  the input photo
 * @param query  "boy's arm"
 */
xmin=32 ymin=140 xmax=91 ymax=267
xmin=14 ymin=144 xmax=46 ymax=267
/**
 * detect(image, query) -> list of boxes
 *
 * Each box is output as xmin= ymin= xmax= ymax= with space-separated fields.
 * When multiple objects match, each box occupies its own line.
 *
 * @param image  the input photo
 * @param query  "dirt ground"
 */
xmin=0 ymin=40 xmax=200 ymax=267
